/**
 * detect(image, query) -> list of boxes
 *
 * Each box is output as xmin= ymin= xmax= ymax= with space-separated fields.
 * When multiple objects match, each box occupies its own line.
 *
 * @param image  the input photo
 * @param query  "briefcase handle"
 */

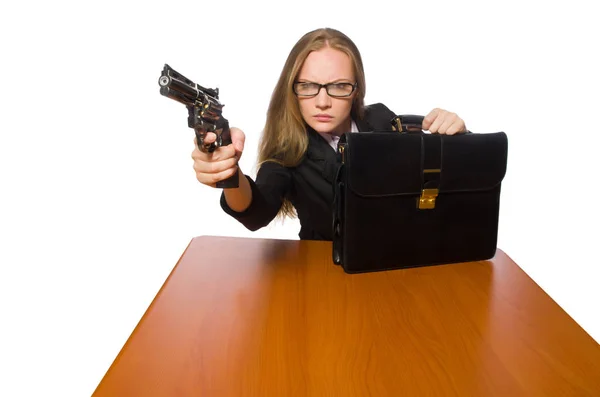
xmin=391 ymin=114 xmax=425 ymax=133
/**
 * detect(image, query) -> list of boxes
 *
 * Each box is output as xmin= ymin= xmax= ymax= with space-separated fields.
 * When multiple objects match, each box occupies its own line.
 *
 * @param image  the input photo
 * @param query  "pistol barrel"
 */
xmin=159 ymin=64 xmax=220 ymax=103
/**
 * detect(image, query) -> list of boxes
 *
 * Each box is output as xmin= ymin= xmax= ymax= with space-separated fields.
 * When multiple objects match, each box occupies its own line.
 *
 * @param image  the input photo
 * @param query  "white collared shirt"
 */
xmin=317 ymin=120 xmax=359 ymax=151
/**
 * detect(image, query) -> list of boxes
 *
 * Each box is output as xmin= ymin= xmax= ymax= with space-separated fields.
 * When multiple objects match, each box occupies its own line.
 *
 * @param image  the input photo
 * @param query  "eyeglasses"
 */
xmin=293 ymin=81 xmax=357 ymax=98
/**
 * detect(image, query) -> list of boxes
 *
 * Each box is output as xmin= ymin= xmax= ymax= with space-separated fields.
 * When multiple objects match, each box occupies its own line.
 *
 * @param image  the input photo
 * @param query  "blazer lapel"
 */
xmin=306 ymin=127 xmax=340 ymax=184
xmin=355 ymin=116 xmax=372 ymax=132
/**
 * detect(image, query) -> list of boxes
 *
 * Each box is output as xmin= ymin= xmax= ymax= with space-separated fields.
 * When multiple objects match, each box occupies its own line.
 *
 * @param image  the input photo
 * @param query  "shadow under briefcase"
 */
xmin=332 ymin=115 xmax=508 ymax=273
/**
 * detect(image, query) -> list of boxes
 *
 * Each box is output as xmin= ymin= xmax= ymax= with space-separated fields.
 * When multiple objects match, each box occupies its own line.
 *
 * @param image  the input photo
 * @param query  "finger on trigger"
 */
xmin=203 ymin=132 xmax=217 ymax=144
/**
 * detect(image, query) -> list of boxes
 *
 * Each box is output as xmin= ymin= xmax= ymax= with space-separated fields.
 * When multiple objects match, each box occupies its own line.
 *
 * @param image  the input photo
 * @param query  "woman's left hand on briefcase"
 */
xmin=422 ymin=108 xmax=467 ymax=135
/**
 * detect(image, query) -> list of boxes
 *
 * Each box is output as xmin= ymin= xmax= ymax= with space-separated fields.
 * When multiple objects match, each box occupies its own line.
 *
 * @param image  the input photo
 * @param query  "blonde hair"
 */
xmin=258 ymin=27 xmax=366 ymax=220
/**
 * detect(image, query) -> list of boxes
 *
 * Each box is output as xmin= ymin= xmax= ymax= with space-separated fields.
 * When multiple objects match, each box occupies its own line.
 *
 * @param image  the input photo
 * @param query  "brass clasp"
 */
xmin=418 ymin=189 xmax=438 ymax=209
xmin=393 ymin=116 xmax=402 ymax=132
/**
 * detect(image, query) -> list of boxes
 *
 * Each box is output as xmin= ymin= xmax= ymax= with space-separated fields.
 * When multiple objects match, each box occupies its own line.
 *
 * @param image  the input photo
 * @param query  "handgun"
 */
xmin=158 ymin=64 xmax=239 ymax=188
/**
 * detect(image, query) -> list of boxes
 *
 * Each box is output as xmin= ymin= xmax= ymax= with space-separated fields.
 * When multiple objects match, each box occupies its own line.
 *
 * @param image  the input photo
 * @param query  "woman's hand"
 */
xmin=422 ymin=108 xmax=467 ymax=135
xmin=191 ymin=127 xmax=246 ymax=188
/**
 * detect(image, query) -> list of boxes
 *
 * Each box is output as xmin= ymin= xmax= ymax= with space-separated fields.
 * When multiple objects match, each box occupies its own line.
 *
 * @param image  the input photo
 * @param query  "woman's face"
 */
xmin=295 ymin=46 xmax=356 ymax=136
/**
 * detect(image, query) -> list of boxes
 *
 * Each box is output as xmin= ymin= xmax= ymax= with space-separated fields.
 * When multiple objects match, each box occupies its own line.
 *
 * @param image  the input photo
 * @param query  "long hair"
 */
xmin=258 ymin=27 xmax=366 ymax=220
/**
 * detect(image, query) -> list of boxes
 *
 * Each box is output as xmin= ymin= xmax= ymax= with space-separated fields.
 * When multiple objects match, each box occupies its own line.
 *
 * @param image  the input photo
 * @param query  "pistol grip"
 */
xmin=214 ymin=123 xmax=238 ymax=188
xmin=216 ymin=169 xmax=240 ymax=189
xmin=195 ymin=126 xmax=239 ymax=188
xmin=217 ymin=120 xmax=232 ymax=147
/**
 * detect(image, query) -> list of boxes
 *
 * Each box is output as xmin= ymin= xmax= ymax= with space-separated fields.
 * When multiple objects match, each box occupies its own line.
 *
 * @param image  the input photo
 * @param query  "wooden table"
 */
xmin=93 ymin=236 xmax=600 ymax=396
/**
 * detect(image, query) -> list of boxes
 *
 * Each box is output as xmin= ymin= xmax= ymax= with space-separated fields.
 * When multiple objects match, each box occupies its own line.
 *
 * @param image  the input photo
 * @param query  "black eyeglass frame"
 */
xmin=293 ymin=81 xmax=358 ymax=98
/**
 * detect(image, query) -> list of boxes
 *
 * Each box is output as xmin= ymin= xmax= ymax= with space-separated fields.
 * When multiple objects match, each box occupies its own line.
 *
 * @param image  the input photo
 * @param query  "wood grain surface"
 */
xmin=93 ymin=236 xmax=600 ymax=396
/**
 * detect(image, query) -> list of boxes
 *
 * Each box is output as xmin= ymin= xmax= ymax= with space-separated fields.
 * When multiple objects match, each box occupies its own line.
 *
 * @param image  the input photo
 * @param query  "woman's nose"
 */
xmin=314 ymin=87 xmax=332 ymax=108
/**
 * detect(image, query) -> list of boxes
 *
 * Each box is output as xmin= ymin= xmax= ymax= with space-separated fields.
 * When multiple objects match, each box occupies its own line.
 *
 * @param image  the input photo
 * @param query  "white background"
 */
xmin=1 ymin=1 xmax=598 ymax=396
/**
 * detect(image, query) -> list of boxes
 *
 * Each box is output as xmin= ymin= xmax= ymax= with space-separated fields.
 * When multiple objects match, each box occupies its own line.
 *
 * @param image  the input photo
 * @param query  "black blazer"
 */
xmin=220 ymin=103 xmax=397 ymax=240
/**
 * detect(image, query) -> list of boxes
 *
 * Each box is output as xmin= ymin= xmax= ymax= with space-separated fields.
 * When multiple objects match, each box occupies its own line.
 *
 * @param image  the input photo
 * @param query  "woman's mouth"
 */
xmin=314 ymin=114 xmax=333 ymax=122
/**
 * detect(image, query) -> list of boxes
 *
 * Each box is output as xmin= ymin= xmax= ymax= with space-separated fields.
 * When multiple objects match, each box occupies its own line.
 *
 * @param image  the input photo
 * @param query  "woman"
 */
xmin=191 ymin=28 xmax=468 ymax=240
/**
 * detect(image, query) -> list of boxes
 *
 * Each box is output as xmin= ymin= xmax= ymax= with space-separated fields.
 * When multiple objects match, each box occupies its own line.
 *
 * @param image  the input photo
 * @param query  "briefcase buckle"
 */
xmin=392 ymin=115 xmax=425 ymax=133
xmin=418 ymin=189 xmax=438 ymax=209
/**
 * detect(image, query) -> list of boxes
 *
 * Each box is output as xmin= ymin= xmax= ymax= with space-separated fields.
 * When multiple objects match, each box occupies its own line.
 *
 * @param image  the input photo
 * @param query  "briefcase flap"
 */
xmin=344 ymin=131 xmax=507 ymax=197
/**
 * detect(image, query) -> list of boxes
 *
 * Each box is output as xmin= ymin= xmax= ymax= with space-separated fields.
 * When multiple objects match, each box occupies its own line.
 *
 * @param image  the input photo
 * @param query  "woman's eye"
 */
xmin=333 ymin=83 xmax=349 ymax=90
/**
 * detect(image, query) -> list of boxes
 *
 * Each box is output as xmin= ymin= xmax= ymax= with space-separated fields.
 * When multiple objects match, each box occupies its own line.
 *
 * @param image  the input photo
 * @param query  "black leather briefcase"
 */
xmin=332 ymin=115 xmax=508 ymax=273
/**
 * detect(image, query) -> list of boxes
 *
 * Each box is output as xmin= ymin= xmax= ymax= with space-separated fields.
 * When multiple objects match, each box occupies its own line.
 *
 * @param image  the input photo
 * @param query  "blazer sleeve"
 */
xmin=220 ymin=161 xmax=292 ymax=231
